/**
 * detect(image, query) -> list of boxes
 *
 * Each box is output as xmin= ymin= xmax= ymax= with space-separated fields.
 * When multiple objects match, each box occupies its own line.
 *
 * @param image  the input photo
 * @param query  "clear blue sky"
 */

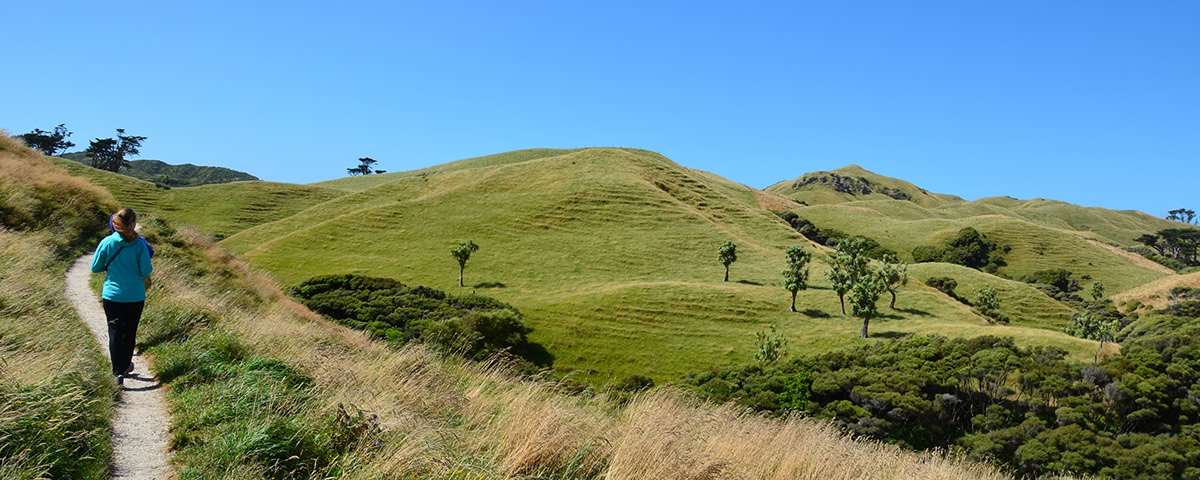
xmin=5 ymin=1 xmax=1197 ymax=217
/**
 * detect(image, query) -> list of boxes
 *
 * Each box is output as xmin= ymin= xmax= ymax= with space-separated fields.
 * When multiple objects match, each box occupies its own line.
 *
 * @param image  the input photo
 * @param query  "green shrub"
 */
xmin=925 ymin=276 xmax=961 ymax=301
xmin=911 ymin=227 xmax=1007 ymax=272
xmin=1024 ymin=268 xmax=1080 ymax=293
xmin=289 ymin=274 xmax=550 ymax=366
xmin=683 ymin=328 xmax=1200 ymax=479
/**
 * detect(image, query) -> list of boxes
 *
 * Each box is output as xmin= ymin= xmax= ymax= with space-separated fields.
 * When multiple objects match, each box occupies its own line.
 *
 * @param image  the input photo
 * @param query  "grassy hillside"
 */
xmin=52 ymin=158 xmax=342 ymax=239
xmin=217 ymin=148 xmax=1104 ymax=383
xmin=125 ymin=215 xmax=1023 ymax=480
xmin=1112 ymin=271 xmax=1200 ymax=310
xmin=769 ymin=165 xmax=1192 ymax=248
xmin=0 ymin=134 xmax=117 ymax=478
xmin=60 ymin=152 xmax=259 ymax=187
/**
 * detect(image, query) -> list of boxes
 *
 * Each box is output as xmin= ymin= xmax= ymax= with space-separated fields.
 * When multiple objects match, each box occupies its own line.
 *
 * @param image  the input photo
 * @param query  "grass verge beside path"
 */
xmin=0 ymin=231 xmax=115 ymax=479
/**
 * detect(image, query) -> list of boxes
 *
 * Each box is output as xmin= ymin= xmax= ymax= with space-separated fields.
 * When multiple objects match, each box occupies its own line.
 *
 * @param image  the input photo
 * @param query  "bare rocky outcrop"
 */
xmin=789 ymin=172 xmax=913 ymax=200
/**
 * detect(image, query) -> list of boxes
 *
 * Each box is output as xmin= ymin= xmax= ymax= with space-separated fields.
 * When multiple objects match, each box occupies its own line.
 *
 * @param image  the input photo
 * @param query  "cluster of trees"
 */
xmin=912 ymin=227 xmax=1008 ymax=273
xmin=1166 ymin=208 xmax=1196 ymax=225
xmin=347 ymin=157 xmax=386 ymax=176
xmin=17 ymin=124 xmax=74 ymax=156
xmin=683 ymin=303 xmax=1200 ymax=480
xmin=1137 ymin=229 xmax=1200 ymax=266
xmin=287 ymin=274 xmax=550 ymax=367
xmin=825 ymin=238 xmax=907 ymax=338
xmin=717 ymin=235 xmax=904 ymax=338
xmin=18 ymin=124 xmax=147 ymax=174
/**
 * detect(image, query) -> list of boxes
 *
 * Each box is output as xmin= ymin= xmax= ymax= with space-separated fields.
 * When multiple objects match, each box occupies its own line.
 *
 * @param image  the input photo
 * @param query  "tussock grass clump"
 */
xmin=0 ymin=229 xmax=115 ymax=479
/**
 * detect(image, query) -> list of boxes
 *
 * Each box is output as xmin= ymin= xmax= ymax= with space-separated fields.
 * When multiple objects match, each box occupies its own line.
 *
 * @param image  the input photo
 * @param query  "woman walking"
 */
xmin=90 ymin=208 xmax=153 ymax=385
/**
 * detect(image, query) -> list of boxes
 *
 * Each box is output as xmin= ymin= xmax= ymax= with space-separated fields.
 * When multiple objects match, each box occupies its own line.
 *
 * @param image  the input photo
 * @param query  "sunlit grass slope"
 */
xmin=792 ymin=202 xmax=1171 ymax=294
xmin=136 ymin=221 xmax=1025 ymax=480
xmin=0 ymin=134 xmax=117 ymax=478
xmin=769 ymin=166 xmax=1190 ymax=287
xmin=1112 ymin=271 xmax=1200 ymax=310
xmin=52 ymin=158 xmax=343 ymax=238
xmin=220 ymin=148 xmax=1103 ymax=382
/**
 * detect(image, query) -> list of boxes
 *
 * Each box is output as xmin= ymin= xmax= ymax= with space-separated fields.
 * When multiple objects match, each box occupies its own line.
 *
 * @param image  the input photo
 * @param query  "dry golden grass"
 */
xmin=1111 ymin=271 xmax=1200 ymax=309
xmin=752 ymin=188 xmax=803 ymax=211
xmin=0 ymin=134 xmax=115 ymax=208
xmin=606 ymin=389 xmax=1010 ymax=480
xmin=0 ymin=229 xmax=114 ymax=478
xmin=144 ymin=233 xmax=1020 ymax=480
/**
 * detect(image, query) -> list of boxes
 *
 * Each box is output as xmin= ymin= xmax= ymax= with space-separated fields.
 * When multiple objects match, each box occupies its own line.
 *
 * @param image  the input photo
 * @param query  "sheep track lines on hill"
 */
xmin=66 ymin=255 xmax=173 ymax=480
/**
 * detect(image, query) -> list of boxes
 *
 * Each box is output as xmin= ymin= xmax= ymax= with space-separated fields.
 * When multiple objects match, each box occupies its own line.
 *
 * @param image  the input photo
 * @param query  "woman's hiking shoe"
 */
xmin=116 ymin=374 xmax=124 ymax=386
xmin=125 ymin=362 xmax=135 ymax=374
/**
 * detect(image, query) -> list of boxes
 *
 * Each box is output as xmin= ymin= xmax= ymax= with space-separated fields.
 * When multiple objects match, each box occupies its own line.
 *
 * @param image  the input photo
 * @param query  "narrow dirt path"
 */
xmin=66 ymin=254 xmax=173 ymax=480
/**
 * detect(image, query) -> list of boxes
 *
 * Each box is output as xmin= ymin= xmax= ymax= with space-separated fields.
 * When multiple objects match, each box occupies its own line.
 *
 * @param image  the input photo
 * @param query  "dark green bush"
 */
xmin=1024 ymin=268 xmax=1080 ymax=293
xmin=925 ymin=276 xmax=960 ymax=300
xmin=683 ymin=320 xmax=1200 ymax=479
xmin=288 ymin=274 xmax=551 ymax=366
xmin=911 ymin=228 xmax=1007 ymax=272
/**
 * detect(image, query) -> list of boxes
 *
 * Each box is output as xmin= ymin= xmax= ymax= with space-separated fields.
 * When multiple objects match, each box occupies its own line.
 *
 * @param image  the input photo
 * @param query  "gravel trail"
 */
xmin=66 ymin=254 xmax=173 ymax=480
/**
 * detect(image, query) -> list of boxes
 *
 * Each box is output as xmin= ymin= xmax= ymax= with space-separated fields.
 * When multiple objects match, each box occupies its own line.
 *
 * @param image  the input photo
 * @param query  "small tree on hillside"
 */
xmin=827 ymin=236 xmax=871 ymax=315
xmin=754 ymin=323 xmax=788 ymax=365
xmin=1090 ymin=281 xmax=1105 ymax=302
xmin=880 ymin=254 xmax=909 ymax=309
xmin=782 ymin=245 xmax=812 ymax=312
xmin=86 ymin=129 xmax=146 ymax=173
xmin=1065 ymin=311 xmax=1121 ymax=364
xmin=976 ymin=286 xmax=1008 ymax=324
xmin=450 ymin=240 xmax=479 ymax=287
xmin=718 ymin=241 xmax=737 ymax=282
xmin=827 ymin=262 xmax=851 ymax=315
xmin=849 ymin=270 xmax=887 ymax=338
xmin=18 ymin=123 xmax=74 ymax=156
xmin=347 ymin=157 xmax=378 ymax=176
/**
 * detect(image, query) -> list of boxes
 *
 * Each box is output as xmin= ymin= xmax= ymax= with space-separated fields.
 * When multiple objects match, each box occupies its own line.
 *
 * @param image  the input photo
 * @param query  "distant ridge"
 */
xmin=60 ymin=152 xmax=258 ymax=187
xmin=766 ymin=164 xmax=962 ymax=207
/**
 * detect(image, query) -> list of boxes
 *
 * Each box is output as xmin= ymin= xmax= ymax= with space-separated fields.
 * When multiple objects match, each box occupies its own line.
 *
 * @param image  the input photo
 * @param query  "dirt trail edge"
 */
xmin=66 ymin=254 xmax=173 ymax=480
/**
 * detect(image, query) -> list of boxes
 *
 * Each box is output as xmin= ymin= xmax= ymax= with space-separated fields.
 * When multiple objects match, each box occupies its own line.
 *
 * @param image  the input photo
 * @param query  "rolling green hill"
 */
xmin=50 ymin=147 xmax=1154 ymax=383
xmin=768 ymin=165 xmax=1191 ymax=298
xmin=212 ymin=148 xmax=1105 ymax=382
xmin=52 ymin=158 xmax=342 ymax=239
xmin=60 ymin=152 xmax=258 ymax=187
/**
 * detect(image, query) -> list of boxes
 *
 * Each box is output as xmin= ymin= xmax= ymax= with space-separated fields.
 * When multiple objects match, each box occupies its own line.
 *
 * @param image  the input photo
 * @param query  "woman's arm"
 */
xmin=89 ymin=240 xmax=108 ymax=273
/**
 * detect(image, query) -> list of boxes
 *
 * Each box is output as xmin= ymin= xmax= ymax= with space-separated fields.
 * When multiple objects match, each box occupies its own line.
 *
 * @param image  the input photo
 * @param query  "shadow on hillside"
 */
xmin=735 ymin=280 xmax=763 ymax=286
xmin=800 ymin=309 xmax=831 ymax=318
xmin=473 ymin=282 xmax=507 ymax=289
xmin=872 ymin=331 xmax=911 ymax=339
xmin=895 ymin=307 xmax=932 ymax=316
xmin=514 ymin=342 xmax=555 ymax=367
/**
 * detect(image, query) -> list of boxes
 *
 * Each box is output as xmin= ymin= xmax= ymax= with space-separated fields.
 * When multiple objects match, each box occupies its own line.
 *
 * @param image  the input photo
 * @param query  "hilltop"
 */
xmin=767 ymin=164 xmax=964 ymax=207
xmin=60 ymin=152 xmax=259 ymax=187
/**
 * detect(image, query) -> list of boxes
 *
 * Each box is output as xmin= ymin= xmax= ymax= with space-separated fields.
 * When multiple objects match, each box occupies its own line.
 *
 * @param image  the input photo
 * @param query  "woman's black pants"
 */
xmin=102 ymin=299 xmax=144 ymax=376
